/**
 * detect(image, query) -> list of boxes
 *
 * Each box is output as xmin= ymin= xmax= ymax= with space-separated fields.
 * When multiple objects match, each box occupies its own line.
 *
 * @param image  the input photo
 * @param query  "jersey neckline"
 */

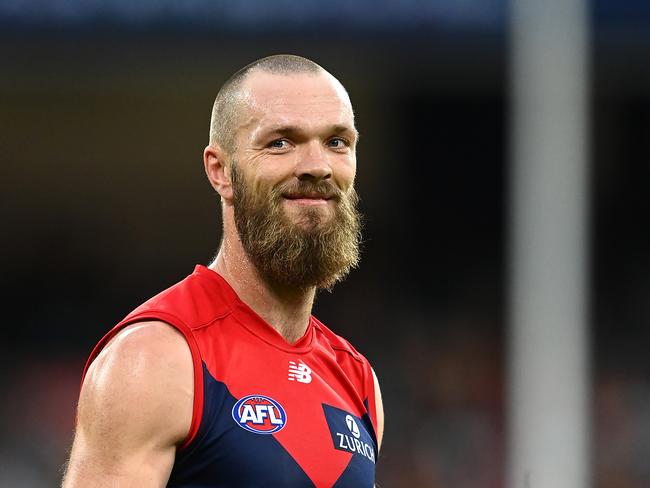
xmin=193 ymin=264 xmax=315 ymax=353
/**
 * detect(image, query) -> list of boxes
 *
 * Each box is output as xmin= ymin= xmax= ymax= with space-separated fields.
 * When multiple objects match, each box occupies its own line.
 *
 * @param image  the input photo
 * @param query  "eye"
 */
xmin=268 ymin=139 xmax=290 ymax=150
xmin=327 ymin=137 xmax=349 ymax=149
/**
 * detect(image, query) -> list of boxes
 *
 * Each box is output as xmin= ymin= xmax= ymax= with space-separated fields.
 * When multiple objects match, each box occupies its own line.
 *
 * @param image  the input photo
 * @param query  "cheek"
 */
xmin=335 ymin=160 xmax=357 ymax=190
xmin=237 ymin=161 xmax=272 ymax=193
xmin=248 ymin=174 xmax=284 ymax=204
xmin=255 ymin=165 xmax=298 ymax=197
xmin=250 ymin=154 xmax=293 ymax=182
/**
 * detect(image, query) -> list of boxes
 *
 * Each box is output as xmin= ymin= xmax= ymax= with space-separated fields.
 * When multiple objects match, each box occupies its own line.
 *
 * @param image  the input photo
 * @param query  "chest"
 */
xmin=169 ymin=339 xmax=377 ymax=488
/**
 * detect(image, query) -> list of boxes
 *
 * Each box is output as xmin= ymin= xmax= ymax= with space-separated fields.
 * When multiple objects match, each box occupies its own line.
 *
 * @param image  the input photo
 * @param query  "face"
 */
xmin=228 ymin=71 xmax=362 ymax=290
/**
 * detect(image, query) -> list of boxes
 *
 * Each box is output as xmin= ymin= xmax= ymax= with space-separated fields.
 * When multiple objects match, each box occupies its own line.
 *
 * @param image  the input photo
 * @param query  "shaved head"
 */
xmin=209 ymin=54 xmax=342 ymax=154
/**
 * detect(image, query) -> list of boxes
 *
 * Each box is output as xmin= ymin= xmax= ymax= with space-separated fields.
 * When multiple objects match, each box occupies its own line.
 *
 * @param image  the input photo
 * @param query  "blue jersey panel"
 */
xmin=167 ymin=363 xmax=315 ymax=487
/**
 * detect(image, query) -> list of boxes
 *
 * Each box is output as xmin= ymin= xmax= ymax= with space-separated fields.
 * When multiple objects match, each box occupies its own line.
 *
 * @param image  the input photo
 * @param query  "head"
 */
xmin=204 ymin=54 xmax=362 ymax=290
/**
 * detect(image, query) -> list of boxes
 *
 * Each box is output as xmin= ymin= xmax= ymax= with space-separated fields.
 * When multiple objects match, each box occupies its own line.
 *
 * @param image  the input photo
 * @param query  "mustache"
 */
xmin=275 ymin=180 xmax=344 ymax=202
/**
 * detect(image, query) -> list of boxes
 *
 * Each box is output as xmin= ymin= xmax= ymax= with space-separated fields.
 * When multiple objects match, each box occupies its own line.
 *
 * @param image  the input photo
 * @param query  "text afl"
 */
xmin=232 ymin=395 xmax=287 ymax=434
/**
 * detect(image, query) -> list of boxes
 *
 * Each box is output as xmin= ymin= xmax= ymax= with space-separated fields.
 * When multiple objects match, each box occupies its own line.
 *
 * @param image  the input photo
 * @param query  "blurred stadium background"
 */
xmin=2 ymin=1 xmax=650 ymax=486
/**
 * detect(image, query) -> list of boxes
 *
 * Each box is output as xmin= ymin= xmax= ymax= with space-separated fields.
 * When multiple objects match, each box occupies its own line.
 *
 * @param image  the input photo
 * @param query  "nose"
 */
xmin=295 ymin=141 xmax=332 ymax=182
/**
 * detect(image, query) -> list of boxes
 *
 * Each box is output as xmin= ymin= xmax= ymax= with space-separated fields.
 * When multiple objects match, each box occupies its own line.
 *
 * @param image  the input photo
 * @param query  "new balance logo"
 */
xmin=288 ymin=360 xmax=312 ymax=384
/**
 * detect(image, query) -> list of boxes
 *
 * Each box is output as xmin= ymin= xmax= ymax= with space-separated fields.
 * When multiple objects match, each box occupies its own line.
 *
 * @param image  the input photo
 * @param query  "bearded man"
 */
xmin=62 ymin=54 xmax=384 ymax=488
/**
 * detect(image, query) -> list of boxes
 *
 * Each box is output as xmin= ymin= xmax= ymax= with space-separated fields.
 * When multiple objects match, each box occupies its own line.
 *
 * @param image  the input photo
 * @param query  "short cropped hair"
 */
xmin=209 ymin=54 xmax=325 ymax=154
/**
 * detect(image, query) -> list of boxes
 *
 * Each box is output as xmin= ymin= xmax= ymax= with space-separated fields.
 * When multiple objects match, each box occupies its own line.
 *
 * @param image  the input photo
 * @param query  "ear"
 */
xmin=204 ymin=144 xmax=233 ymax=201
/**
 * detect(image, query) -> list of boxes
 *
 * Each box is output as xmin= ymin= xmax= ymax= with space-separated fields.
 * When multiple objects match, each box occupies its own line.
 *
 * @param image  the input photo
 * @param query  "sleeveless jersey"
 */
xmin=83 ymin=265 xmax=378 ymax=487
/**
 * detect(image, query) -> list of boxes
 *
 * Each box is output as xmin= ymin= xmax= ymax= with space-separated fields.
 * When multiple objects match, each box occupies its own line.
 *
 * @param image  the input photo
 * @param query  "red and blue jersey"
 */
xmin=83 ymin=265 xmax=379 ymax=487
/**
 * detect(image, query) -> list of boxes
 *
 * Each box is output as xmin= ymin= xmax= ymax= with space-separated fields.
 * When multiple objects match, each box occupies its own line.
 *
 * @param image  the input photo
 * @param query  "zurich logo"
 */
xmin=232 ymin=395 xmax=287 ymax=434
xmin=345 ymin=414 xmax=361 ymax=438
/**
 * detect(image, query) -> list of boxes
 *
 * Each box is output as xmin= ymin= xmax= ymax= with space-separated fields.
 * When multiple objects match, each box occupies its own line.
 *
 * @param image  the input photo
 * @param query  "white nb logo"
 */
xmin=288 ymin=361 xmax=312 ymax=384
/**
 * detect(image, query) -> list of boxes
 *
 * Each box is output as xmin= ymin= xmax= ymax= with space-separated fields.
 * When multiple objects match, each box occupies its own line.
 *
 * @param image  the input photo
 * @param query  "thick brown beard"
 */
xmin=231 ymin=162 xmax=362 ymax=290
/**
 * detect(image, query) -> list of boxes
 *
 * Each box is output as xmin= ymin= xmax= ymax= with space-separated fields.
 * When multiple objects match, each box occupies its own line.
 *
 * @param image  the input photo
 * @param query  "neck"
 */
xmin=209 ymin=233 xmax=316 ymax=345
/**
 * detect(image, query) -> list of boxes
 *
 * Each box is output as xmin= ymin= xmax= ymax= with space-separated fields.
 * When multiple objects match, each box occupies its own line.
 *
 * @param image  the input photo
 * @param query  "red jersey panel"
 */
xmin=83 ymin=265 xmax=378 ymax=488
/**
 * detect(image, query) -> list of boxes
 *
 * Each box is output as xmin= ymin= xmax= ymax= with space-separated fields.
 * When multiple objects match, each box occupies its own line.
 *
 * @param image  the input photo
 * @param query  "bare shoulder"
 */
xmin=64 ymin=321 xmax=193 ymax=486
xmin=80 ymin=320 xmax=194 ymax=446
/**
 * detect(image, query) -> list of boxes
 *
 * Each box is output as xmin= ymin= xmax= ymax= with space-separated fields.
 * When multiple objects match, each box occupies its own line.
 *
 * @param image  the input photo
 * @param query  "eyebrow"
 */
xmin=262 ymin=124 xmax=359 ymax=141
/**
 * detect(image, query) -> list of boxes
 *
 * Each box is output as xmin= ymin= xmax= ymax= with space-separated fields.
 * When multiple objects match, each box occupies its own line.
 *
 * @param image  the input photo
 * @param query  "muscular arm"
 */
xmin=63 ymin=321 xmax=194 ymax=488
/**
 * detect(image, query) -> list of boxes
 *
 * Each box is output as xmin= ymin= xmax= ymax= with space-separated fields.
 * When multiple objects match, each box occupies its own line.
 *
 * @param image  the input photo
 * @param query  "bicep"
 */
xmin=63 ymin=322 xmax=193 ymax=487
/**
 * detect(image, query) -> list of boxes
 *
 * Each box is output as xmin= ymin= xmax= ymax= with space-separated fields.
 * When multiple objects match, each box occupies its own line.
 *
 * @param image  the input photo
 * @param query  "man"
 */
xmin=63 ymin=54 xmax=384 ymax=487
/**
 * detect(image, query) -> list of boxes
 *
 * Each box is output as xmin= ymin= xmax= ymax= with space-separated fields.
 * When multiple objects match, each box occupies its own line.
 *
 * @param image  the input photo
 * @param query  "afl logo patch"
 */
xmin=232 ymin=395 xmax=287 ymax=434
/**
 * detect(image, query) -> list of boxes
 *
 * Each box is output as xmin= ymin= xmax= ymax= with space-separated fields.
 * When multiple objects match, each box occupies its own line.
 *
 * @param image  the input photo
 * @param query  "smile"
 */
xmin=282 ymin=192 xmax=333 ymax=206
xmin=283 ymin=197 xmax=330 ymax=206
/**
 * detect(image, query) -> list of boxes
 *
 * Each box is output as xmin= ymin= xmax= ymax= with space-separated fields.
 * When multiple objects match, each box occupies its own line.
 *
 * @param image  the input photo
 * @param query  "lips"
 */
xmin=283 ymin=192 xmax=333 ymax=201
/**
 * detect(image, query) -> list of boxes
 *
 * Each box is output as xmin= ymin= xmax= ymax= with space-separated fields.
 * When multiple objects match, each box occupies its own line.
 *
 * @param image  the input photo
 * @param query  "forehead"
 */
xmin=238 ymin=71 xmax=355 ymax=129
